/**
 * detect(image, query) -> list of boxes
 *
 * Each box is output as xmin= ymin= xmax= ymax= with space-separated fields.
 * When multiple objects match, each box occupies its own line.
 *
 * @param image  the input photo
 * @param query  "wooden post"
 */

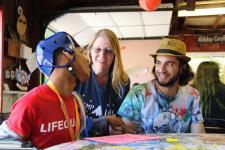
xmin=0 ymin=5 xmax=4 ymax=112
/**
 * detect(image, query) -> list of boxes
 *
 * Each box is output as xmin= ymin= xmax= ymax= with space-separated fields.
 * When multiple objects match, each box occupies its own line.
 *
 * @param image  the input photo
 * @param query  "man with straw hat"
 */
xmin=118 ymin=38 xmax=205 ymax=133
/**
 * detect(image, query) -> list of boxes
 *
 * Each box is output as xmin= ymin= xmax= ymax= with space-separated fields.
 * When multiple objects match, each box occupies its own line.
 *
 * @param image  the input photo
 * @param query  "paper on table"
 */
xmin=84 ymin=134 xmax=160 ymax=144
xmin=0 ymin=138 xmax=22 ymax=148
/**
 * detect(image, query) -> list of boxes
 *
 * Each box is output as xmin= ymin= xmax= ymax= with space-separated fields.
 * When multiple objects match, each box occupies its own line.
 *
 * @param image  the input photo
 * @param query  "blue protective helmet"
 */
xmin=36 ymin=32 xmax=78 ymax=77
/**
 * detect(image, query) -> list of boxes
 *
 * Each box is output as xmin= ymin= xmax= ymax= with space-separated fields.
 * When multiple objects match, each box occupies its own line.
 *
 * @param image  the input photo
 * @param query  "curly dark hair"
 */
xmin=152 ymin=57 xmax=194 ymax=86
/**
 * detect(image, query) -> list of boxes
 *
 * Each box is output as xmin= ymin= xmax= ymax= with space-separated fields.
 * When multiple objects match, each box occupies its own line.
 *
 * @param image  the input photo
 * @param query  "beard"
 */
xmin=156 ymin=73 xmax=180 ymax=87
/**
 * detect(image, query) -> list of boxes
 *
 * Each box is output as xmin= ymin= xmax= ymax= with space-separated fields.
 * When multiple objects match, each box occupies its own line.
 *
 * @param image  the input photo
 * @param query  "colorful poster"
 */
xmin=84 ymin=134 xmax=160 ymax=144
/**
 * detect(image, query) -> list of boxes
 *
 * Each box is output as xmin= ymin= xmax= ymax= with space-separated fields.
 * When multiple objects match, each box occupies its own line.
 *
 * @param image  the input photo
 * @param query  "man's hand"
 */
xmin=190 ymin=122 xmax=205 ymax=133
xmin=106 ymin=115 xmax=136 ymax=134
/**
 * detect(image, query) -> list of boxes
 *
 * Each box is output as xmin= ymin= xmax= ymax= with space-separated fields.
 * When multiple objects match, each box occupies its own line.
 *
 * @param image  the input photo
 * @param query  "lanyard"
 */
xmin=47 ymin=80 xmax=80 ymax=141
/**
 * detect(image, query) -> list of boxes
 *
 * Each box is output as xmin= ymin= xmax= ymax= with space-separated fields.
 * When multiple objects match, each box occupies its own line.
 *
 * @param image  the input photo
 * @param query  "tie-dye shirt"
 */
xmin=118 ymin=80 xmax=203 ymax=133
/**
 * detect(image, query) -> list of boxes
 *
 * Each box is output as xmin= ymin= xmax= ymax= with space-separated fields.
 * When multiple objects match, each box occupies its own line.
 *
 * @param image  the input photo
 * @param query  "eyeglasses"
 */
xmin=91 ymin=47 xmax=114 ymax=55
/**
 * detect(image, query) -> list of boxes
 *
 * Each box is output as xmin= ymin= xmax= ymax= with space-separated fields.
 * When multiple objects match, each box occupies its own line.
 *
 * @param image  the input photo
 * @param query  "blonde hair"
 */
xmin=80 ymin=44 xmax=90 ymax=62
xmin=88 ymin=29 xmax=129 ymax=96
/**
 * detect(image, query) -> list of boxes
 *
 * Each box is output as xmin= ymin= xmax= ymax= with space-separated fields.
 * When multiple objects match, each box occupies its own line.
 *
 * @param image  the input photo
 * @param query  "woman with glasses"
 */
xmin=76 ymin=29 xmax=131 ymax=137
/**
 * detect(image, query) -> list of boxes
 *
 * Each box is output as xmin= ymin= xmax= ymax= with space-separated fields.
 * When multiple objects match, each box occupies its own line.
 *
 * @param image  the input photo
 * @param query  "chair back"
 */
xmin=0 ymin=113 xmax=10 ymax=125
xmin=204 ymin=118 xmax=225 ymax=133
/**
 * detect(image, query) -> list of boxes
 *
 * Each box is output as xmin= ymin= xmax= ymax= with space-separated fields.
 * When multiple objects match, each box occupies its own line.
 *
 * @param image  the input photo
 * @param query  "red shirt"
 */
xmin=6 ymin=84 xmax=79 ymax=149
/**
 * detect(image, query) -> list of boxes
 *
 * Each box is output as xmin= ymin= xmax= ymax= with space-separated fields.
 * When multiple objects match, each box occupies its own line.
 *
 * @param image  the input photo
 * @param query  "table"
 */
xmin=47 ymin=133 xmax=225 ymax=150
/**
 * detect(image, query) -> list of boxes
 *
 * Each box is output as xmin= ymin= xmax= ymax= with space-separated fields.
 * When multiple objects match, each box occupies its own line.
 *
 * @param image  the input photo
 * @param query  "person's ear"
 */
xmin=62 ymin=51 xmax=74 ymax=61
xmin=180 ymin=64 xmax=187 ymax=74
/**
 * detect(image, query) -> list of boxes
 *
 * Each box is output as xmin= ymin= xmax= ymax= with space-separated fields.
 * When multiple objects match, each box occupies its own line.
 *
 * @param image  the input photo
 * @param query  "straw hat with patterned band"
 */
xmin=150 ymin=38 xmax=191 ymax=62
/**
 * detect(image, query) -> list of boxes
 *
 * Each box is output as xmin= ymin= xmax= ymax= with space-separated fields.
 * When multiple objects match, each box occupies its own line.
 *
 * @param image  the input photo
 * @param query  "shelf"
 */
xmin=3 ymin=90 xmax=26 ymax=95
xmin=3 ymin=90 xmax=26 ymax=113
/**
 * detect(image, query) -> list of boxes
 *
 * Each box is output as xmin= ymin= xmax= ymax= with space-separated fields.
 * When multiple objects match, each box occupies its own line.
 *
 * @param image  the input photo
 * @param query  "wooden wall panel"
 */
xmin=0 ymin=5 xmax=3 ymax=112
xmin=1 ymin=0 xmax=42 ymax=112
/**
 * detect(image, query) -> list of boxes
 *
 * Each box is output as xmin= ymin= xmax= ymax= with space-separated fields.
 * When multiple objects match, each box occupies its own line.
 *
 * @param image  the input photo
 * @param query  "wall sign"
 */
xmin=198 ymin=35 xmax=225 ymax=43
xmin=183 ymin=35 xmax=225 ymax=52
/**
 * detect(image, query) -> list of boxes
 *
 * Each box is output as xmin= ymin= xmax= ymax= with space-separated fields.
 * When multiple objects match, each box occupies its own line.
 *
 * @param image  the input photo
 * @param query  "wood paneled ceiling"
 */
xmin=39 ymin=0 xmax=175 ymax=11
xmin=39 ymin=0 xmax=225 ymax=41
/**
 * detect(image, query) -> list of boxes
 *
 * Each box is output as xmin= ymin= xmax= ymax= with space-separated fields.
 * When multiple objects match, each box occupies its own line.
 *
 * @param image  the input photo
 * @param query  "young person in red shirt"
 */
xmin=0 ymin=32 xmax=90 ymax=149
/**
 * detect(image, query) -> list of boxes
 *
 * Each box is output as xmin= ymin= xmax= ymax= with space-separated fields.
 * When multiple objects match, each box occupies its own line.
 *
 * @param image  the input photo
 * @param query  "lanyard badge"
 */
xmin=47 ymin=80 xmax=80 ymax=140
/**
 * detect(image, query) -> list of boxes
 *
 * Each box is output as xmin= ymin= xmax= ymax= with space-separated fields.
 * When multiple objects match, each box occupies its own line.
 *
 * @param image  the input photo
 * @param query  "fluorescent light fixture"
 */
xmin=178 ymin=8 xmax=225 ymax=17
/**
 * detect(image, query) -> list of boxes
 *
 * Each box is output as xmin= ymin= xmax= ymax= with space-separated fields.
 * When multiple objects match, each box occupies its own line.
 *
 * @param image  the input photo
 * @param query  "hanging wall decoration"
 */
xmin=15 ymin=5 xmax=30 ymax=91
xmin=15 ymin=68 xmax=30 ymax=91
xmin=139 ymin=0 xmax=161 ymax=11
xmin=16 ymin=6 xmax=27 ymax=42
